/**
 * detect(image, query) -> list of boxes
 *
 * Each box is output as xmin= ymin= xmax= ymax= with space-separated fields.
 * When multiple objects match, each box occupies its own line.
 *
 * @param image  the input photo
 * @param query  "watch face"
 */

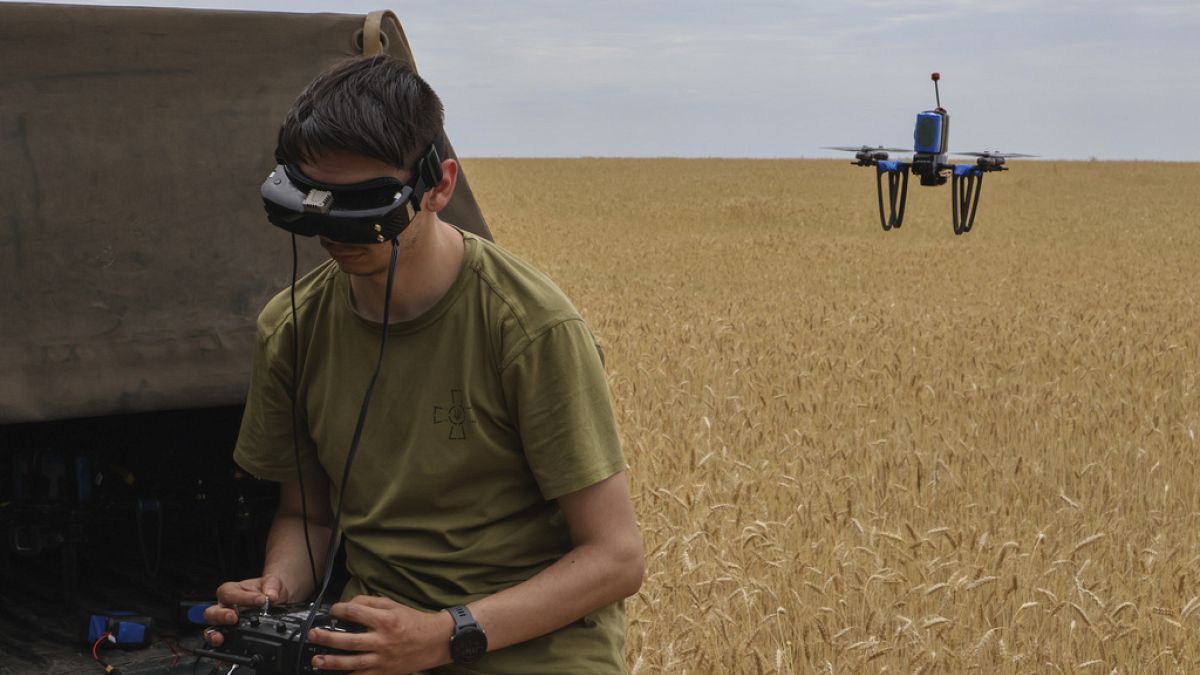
xmin=451 ymin=628 xmax=488 ymax=663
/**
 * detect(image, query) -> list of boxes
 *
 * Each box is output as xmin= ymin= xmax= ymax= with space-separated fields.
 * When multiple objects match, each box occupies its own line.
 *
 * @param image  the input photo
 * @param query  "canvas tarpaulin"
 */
xmin=0 ymin=3 xmax=492 ymax=424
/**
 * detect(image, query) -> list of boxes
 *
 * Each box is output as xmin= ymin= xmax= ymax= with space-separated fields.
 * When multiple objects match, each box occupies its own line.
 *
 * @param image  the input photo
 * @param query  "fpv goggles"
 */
xmin=261 ymin=144 xmax=443 ymax=244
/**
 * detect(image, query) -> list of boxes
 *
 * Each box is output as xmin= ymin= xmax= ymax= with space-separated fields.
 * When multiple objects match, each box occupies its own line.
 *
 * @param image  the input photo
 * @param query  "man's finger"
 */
xmin=347 ymin=595 xmax=396 ymax=610
xmin=311 ymin=651 xmax=376 ymax=672
xmin=216 ymin=586 xmax=265 ymax=609
xmin=215 ymin=588 xmax=260 ymax=605
xmin=261 ymin=576 xmax=284 ymax=603
xmin=328 ymin=601 xmax=389 ymax=627
xmin=306 ymin=627 xmax=375 ymax=653
xmin=201 ymin=627 xmax=225 ymax=647
xmin=202 ymin=605 xmax=239 ymax=626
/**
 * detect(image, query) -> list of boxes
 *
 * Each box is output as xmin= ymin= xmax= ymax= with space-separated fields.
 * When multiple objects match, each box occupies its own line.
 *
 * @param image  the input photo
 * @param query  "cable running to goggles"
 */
xmin=256 ymin=141 xmax=444 ymax=673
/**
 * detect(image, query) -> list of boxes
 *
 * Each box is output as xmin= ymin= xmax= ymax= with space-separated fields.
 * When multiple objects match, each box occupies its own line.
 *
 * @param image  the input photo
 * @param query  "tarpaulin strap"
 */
xmin=357 ymin=9 xmax=493 ymax=243
xmin=362 ymin=10 xmax=415 ymax=66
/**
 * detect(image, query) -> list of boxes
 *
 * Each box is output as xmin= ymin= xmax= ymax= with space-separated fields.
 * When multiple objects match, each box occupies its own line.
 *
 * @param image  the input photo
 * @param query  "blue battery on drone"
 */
xmin=913 ymin=111 xmax=947 ymax=154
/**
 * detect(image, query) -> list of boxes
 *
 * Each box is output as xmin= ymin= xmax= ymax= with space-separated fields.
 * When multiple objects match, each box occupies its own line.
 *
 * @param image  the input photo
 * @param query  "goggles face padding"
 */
xmin=260 ymin=144 xmax=443 ymax=244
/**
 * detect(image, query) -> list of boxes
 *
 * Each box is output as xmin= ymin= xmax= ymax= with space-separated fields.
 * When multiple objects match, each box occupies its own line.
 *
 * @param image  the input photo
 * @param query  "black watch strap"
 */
xmin=446 ymin=605 xmax=487 ymax=664
xmin=448 ymin=605 xmax=477 ymax=629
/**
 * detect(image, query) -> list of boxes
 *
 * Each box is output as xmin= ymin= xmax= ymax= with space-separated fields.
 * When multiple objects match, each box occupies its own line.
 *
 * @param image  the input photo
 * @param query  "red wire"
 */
xmin=91 ymin=632 xmax=111 ymax=661
xmin=163 ymin=637 xmax=182 ymax=668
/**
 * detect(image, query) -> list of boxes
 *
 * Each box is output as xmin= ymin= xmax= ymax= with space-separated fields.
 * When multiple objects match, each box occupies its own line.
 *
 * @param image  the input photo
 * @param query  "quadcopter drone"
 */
xmin=826 ymin=73 xmax=1034 ymax=235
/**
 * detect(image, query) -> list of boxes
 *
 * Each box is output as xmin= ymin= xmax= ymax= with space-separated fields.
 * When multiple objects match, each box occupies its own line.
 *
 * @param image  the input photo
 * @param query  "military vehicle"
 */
xmin=0 ymin=4 xmax=491 ymax=671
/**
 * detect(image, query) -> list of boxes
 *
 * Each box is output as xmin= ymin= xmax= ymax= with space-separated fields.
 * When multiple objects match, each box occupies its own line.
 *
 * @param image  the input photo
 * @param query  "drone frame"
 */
xmin=872 ymin=160 xmax=993 ymax=234
xmin=875 ymin=161 xmax=908 ymax=230
xmin=951 ymin=165 xmax=986 ymax=235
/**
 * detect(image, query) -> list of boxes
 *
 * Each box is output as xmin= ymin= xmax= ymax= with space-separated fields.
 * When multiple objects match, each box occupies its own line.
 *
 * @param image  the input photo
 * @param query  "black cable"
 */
xmin=290 ymin=233 xmax=320 ymax=594
xmin=295 ymin=238 xmax=400 ymax=672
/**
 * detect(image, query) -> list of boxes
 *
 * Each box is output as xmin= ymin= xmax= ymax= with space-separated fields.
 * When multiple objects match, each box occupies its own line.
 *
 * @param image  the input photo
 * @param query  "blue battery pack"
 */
xmin=913 ymin=111 xmax=946 ymax=154
xmin=87 ymin=611 xmax=152 ymax=648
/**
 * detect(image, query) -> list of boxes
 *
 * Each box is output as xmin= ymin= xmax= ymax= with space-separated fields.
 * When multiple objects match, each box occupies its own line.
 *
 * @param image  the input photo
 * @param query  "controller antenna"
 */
xmin=931 ymin=72 xmax=943 ymax=111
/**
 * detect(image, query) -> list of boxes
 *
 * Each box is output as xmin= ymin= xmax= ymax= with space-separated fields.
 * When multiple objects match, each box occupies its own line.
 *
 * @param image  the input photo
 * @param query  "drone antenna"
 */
xmin=931 ymin=72 xmax=942 ymax=110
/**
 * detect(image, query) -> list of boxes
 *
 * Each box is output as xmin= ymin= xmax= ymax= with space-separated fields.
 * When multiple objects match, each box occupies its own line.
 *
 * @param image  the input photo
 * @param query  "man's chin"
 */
xmin=326 ymin=248 xmax=365 ymax=265
xmin=330 ymin=256 xmax=387 ymax=277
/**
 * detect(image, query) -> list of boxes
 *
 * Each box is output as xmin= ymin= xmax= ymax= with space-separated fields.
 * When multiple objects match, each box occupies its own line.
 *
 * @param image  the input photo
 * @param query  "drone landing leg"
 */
xmin=875 ymin=163 xmax=909 ymax=231
xmin=951 ymin=170 xmax=984 ymax=235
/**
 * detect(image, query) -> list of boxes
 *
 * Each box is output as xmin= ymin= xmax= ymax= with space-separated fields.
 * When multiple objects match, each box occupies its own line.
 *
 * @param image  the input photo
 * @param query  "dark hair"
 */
xmin=276 ymin=54 xmax=444 ymax=171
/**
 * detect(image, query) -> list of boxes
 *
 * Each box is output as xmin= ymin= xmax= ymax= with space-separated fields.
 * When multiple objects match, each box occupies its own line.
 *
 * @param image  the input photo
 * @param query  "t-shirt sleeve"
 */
xmin=233 ymin=316 xmax=322 ymax=483
xmin=501 ymin=318 xmax=626 ymax=500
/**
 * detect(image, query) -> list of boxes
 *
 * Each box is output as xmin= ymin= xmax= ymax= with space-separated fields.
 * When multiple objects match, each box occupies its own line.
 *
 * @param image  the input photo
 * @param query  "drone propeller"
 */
xmin=824 ymin=145 xmax=911 ymax=166
xmin=952 ymin=151 xmax=1037 ymax=158
xmin=952 ymin=150 xmax=1037 ymax=171
xmin=824 ymin=145 xmax=911 ymax=153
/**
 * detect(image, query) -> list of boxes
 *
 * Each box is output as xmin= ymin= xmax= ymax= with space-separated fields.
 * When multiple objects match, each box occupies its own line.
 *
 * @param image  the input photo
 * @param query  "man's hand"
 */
xmin=201 ymin=575 xmax=292 ymax=647
xmin=305 ymin=595 xmax=454 ymax=673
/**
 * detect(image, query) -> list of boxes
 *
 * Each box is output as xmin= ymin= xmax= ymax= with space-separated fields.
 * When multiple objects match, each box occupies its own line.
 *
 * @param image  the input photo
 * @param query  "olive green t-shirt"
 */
xmin=233 ymin=231 xmax=628 ymax=673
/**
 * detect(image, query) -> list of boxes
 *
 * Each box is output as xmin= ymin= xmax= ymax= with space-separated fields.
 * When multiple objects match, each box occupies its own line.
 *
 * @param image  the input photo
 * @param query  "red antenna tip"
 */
xmin=931 ymin=72 xmax=941 ymax=81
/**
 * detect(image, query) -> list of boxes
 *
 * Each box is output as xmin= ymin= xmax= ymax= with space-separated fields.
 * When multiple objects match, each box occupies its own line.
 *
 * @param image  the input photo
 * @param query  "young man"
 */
xmin=203 ymin=55 xmax=643 ymax=673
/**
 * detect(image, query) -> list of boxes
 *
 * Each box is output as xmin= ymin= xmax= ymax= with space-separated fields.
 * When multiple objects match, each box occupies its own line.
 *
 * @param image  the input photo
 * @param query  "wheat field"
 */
xmin=464 ymin=159 xmax=1200 ymax=673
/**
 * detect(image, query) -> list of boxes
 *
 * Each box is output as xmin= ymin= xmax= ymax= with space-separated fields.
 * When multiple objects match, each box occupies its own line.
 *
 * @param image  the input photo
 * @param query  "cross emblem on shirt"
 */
xmin=434 ymin=389 xmax=475 ymax=440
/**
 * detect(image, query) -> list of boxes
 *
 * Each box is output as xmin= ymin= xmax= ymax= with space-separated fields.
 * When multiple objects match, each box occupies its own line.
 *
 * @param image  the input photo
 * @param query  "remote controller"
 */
xmin=194 ymin=602 xmax=364 ymax=674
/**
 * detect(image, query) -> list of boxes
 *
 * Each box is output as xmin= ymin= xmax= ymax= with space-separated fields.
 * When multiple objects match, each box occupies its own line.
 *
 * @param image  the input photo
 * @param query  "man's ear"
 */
xmin=420 ymin=158 xmax=458 ymax=213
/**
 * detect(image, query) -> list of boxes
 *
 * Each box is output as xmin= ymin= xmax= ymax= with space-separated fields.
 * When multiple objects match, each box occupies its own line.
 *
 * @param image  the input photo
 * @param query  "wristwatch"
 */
xmin=445 ymin=605 xmax=487 ymax=664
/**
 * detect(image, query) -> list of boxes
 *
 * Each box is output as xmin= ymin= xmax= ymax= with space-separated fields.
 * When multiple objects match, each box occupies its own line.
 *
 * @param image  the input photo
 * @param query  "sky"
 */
xmin=6 ymin=0 xmax=1198 ymax=161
